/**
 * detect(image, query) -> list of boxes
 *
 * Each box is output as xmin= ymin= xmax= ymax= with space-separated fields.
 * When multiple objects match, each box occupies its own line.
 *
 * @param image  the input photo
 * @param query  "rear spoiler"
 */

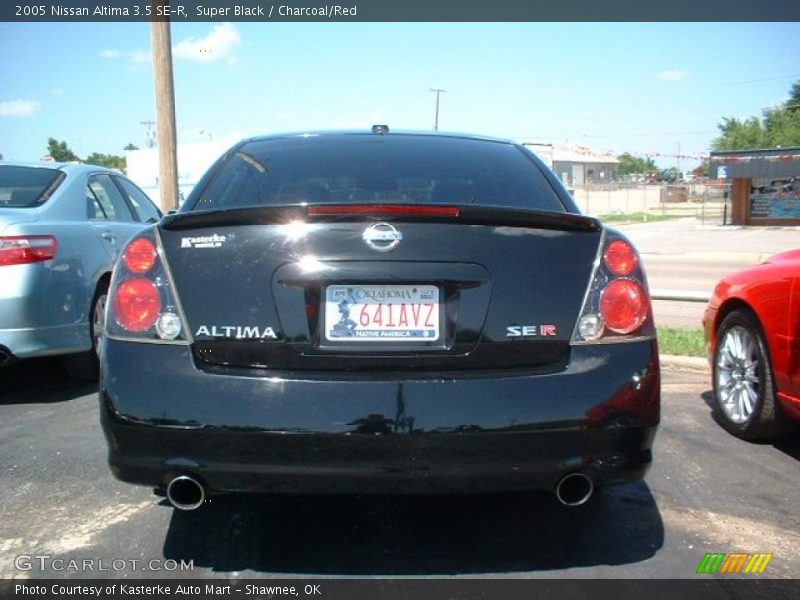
xmin=160 ymin=204 xmax=601 ymax=233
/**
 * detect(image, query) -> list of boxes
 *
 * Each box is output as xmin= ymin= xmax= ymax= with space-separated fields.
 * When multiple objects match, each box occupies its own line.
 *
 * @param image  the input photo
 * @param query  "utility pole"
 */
xmin=151 ymin=7 xmax=179 ymax=212
xmin=140 ymin=120 xmax=156 ymax=148
xmin=429 ymin=88 xmax=446 ymax=131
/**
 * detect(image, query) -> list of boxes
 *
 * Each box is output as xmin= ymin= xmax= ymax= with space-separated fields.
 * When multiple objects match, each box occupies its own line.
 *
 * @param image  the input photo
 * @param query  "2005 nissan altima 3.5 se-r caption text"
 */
xmin=99 ymin=128 xmax=660 ymax=511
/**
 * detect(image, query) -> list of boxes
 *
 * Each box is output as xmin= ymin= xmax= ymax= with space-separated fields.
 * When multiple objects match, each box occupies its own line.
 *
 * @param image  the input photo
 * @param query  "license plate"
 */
xmin=324 ymin=285 xmax=440 ymax=342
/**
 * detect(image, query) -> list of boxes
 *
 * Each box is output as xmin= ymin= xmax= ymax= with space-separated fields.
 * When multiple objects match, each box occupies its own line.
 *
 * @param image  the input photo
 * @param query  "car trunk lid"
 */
xmin=158 ymin=204 xmax=602 ymax=374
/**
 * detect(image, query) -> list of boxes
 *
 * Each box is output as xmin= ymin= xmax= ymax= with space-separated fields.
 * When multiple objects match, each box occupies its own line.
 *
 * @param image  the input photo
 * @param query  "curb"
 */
xmin=641 ymin=251 xmax=770 ymax=266
xmin=660 ymin=354 xmax=709 ymax=372
xmin=651 ymin=289 xmax=710 ymax=303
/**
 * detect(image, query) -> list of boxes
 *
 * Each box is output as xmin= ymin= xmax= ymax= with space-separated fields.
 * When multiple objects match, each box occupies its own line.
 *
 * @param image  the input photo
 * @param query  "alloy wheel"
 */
xmin=93 ymin=293 xmax=107 ymax=358
xmin=715 ymin=324 xmax=761 ymax=424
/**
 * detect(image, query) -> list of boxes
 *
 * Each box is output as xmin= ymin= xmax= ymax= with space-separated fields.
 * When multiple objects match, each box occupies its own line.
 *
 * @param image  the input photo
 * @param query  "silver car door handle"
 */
xmin=101 ymin=232 xmax=116 ymax=243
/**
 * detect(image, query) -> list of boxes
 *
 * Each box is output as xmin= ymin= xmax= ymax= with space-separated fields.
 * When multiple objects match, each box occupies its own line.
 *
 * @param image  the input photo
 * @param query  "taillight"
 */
xmin=572 ymin=232 xmax=654 ymax=343
xmin=600 ymin=279 xmax=648 ymax=334
xmin=113 ymin=278 xmax=161 ymax=332
xmin=603 ymin=240 xmax=637 ymax=276
xmin=122 ymin=238 xmax=157 ymax=273
xmin=106 ymin=231 xmax=188 ymax=343
xmin=0 ymin=235 xmax=58 ymax=266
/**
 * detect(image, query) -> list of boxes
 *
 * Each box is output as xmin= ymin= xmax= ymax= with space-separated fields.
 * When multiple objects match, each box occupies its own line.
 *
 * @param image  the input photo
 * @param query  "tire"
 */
xmin=711 ymin=309 xmax=793 ymax=441
xmin=62 ymin=280 xmax=108 ymax=382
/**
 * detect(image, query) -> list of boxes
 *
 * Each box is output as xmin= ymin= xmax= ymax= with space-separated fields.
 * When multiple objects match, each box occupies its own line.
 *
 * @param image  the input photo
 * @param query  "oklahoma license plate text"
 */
xmin=324 ymin=285 xmax=440 ymax=342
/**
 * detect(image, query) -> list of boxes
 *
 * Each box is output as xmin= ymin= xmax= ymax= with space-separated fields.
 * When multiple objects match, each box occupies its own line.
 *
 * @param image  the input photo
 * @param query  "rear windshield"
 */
xmin=191 ymin=135 xmax=565 ymax=212
xmin=0 ymin=166 xmax=64 ymax=208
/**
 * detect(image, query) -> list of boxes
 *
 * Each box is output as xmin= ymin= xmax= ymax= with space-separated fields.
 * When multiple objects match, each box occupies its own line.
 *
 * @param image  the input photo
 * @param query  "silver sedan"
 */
xmin=0 ymin=162 xmax=161 ymax=379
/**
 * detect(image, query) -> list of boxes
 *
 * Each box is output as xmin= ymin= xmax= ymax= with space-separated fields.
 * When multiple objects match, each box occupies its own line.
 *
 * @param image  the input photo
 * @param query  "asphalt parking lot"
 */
xmin=1 ymin=358 xmax=798 ymax=580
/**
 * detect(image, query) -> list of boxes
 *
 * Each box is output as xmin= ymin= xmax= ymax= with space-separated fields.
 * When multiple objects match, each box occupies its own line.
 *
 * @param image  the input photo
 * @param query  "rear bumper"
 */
xmin=0 ymin=265 xmax=90 ymax=360
xmin=0 ymin=323 xmax=89 ymax=361
xmin=100 ymin=339 xmax=660 ymax=495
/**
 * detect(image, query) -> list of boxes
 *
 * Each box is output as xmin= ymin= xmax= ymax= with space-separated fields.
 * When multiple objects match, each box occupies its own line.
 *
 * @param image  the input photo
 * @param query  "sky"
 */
xmin=1 ymin=21 xmax=799 ymax=169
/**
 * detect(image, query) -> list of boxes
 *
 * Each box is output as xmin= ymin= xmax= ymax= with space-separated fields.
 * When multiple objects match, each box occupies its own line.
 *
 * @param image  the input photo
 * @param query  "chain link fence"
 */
xmin=571 ymin=182 xmax=732 ymax=225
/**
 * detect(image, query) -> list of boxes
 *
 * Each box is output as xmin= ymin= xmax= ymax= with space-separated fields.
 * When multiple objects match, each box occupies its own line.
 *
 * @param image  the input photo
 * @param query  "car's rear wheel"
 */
xmin=92 ymin=290 xmax=107 ymax=358
xmin=712 ymin=309 xmax=793 ymax=441
xmin=62 ymin=280 xmax=108 ymax=382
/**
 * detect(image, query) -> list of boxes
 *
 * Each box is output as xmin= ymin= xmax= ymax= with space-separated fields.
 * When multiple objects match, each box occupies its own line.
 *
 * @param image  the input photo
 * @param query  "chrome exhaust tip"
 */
xmin=555 ymin=472 xmax=594 ymax=506
xmin=166 ymin=475 xmax=206 ymax=511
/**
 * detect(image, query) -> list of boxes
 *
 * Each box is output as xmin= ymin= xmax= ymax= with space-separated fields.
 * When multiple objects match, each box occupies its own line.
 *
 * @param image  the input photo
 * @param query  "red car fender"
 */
xmin=706 ymin=257 xmax=799 ymax=415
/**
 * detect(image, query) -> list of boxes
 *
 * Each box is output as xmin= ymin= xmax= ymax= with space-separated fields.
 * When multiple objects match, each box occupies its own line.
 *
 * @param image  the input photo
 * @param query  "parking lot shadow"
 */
xmin=773 ymin=437 xmax=800 ymax=461
xmin=701 ymin=390 xmax=800 ymax=461
xmin=162 ymin=482 xmax=663 ymax=575
xmin=0 ymin=357 xmax=94 ymax=404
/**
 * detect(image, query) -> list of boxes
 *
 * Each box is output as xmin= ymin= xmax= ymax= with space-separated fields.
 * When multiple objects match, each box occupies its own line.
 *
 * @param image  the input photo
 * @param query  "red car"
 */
xmin=703 ymin=249 xmax=800 ymax=440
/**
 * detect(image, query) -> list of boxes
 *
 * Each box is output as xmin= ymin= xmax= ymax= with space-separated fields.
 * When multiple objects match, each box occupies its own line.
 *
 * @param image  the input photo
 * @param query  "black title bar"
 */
xmin=2 ymin=0 xmax=800 ymax=22
xmin=2 ymin=579 xmax=800 ymax=600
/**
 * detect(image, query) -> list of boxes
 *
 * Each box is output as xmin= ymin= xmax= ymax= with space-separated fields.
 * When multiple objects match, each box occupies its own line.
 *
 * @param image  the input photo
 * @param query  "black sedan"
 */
xmin=100 ymin=129 xmax=660 ymax=511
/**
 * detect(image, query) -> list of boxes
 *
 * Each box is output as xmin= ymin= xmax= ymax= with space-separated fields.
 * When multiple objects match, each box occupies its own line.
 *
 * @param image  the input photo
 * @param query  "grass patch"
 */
xmin=599 ymin=212 xmax=684 ymax=223
xmin=657 ymin=327 xmax=706 ymax=357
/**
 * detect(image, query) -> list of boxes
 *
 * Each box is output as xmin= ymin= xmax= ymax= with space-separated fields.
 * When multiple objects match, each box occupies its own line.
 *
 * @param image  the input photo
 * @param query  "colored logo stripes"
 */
xmin=696 ymin=553 xmax=773 ymax=574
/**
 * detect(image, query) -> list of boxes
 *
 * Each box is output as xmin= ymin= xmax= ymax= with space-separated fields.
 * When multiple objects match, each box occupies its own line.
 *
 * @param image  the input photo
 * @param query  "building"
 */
xmin=521 ymin=142 xmax=619 ymax=186
xmin=125 ymin=141 xmax=228 ymax=208
xmin=710 ymin=147 xmax=800 ymax=226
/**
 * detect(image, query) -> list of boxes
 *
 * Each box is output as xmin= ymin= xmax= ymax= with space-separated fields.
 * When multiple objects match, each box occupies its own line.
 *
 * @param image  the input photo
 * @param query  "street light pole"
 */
xmin=429 ymin=88 xmax=446 ymax=131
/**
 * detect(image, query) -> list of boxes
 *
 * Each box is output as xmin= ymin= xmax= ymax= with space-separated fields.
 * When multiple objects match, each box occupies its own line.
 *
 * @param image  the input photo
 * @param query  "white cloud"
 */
xmin=659 ymin=70 xmax=689 ymax=81
xmin=173 ymin=23 xmax=241 ymax=64
xmin=0 ymin=99 xmax=42 ymax=118
xmin=100 ymin=48 xmax=151 ymax=65
xmin=98 ymin=24 xmax=242 ymax=68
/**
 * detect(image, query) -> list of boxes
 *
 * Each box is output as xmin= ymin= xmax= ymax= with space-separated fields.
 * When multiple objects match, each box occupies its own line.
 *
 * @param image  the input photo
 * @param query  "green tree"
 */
xmin=712 ymin=117 xmax=767 ymax=151
xmin=84 ymin=152 xmax=126 ymax=170
xmin=617 ymin=152 xmax=657 ymax=176
xmin=123 ymin=143 xmax=139 ymax=151
xmin=46 ymin=138 xmax=79 ymax=162
xmin=763 ymin=106 xmax=800 ymax=146
xmin=788 ymin=81 xmax=800 ymax=112
xmin=712 ymin=79 xmax=800 ymax=150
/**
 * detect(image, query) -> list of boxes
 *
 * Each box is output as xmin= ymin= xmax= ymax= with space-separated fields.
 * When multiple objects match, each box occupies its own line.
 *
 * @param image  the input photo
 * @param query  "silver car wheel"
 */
xmin=93 ymin=293 xmax=107 ymax=358
xmin=715 ymin=324 xmax=760 ymax=424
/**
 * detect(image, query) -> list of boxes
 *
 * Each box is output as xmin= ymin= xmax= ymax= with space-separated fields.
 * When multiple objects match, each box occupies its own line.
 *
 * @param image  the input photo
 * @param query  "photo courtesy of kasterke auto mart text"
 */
xmin=100 ymin=129 xmax=659 ymax=511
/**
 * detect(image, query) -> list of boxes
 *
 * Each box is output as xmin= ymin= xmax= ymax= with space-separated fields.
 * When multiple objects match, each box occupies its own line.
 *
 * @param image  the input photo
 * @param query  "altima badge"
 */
xmin=195 ymin=325 xmax=278 ymax=339
xmin=363 ymin=223 xmax=402 ymax=252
